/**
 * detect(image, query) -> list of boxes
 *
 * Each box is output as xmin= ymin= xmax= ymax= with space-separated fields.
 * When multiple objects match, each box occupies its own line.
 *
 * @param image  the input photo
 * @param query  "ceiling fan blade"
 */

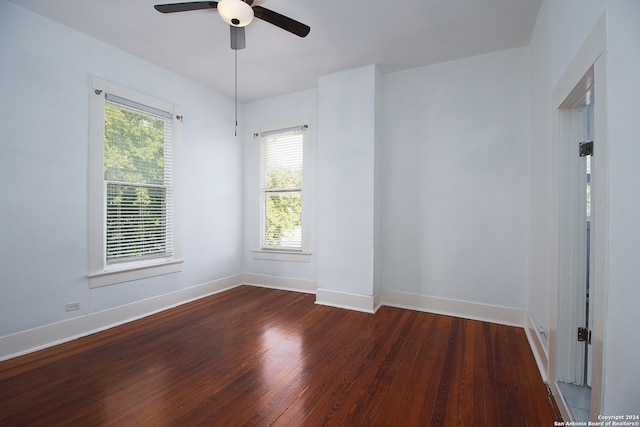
xmin=230 ymin=26 xmax=246 ymax=50
xmin=252 ymin=6 xmax=310 ymax=38
xmin=154 ymin=1 xmax=217 ymax=13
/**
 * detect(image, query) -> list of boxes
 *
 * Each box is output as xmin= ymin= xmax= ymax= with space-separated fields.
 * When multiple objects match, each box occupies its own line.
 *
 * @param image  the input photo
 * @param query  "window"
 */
xmin=259 ymin=125 xmax=307 ymax=253
xmin=88 ymin=77 xmax=182 ymax=287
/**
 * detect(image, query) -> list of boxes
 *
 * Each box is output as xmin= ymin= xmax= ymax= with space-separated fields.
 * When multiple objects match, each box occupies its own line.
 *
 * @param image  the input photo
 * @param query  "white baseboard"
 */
xmin=524 ymin=311 xmax=550 ymax=382
xmin=373 ymin=291 xmax=383 ymax=313
xmin=0 ymin=274 xmax=243 ymax=362
xmin=315 ymin=288 xmax=380 ymax=313
xmin=2 ymin=273 xmax=563 ymax=422
xmin=241 ymin=273 xmax=316 ymax=294
xmin=548 ymin=379 xmax=573 ymax=422
xmin=524 ymin=316 xmax=570 ymax=421
xmin=1 ymin=272 xmax=546 ymax=381
xmin=380 ymin=290 xmax=526 ymax=327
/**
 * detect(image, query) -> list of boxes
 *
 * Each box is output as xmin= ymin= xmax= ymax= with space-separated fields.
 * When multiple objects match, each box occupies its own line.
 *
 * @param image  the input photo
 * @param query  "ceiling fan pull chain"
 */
xmin=153 ymin=1 xmax=310 ymax=135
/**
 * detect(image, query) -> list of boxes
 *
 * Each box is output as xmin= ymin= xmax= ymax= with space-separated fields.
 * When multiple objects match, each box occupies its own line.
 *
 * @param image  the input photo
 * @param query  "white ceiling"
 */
xmin=9 ymin=0 xmax=541 ymax=103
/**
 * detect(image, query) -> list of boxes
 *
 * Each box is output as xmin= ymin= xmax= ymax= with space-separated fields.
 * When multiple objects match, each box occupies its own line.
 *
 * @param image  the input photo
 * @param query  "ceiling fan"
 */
xmin=154 ymin=0 xmax=311 ymax=50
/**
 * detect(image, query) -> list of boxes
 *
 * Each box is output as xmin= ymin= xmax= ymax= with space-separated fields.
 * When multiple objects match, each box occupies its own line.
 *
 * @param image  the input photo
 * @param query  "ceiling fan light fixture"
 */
xmin=217 ymin=0 xmax=254 ymax=27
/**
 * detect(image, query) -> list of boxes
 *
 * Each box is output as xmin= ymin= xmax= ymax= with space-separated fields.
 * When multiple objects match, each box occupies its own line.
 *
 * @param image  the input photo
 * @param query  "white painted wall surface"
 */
xmin=548 ymin=0 xmax=607 ymax=87
xmin=529 ymin=0 xmax=640 ymax=414
xmin=0 ymin=1 xmax=243 ymax=336
xmin=316 ymin=65 xmax=378 ymax=296
xmin=527 ymin=0 xmax=604 ymax=351
xmin=526 ymin=0 xmax=554 ymax=353
xmin=373 ymin=66 xmax=384 ymax=296
xmin=526 ymin=0 xmax=605 ymax=355
xmin=242 ymin=89 xmax=318 ymax=281
xmin=527 ymin=0 xmax=605 ymax=364
xmin=600 ymin=0 xmax=640 ymax=415
xmin=380 ymin=48 xmax=530 ymax=309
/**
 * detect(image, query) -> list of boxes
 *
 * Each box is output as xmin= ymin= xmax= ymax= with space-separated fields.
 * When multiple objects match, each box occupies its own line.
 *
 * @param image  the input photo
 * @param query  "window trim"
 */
xmin=88 ymin=76 xmax=183 ymax=288
xmin=252 ymin=120 xmax=311 ymax=262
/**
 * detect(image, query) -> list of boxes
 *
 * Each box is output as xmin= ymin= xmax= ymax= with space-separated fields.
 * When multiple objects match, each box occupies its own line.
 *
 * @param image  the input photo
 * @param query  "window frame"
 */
xmin=88 ymin=76 xmax=183 ymax=288
xmin=252 ymin=122 xmax=311 ymax=262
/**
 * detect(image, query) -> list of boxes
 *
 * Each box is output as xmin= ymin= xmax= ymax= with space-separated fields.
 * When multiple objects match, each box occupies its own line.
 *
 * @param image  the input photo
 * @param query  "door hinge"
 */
xmin=577 ymin=327 xmax=592 ymax=344
xmin=579 ymin=141 xmax=594 ymax=157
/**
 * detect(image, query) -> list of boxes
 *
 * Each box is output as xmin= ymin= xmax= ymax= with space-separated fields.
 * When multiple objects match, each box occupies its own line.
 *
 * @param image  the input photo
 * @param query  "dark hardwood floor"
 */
xmin=0 ymin=286 xmax=561 ymax=426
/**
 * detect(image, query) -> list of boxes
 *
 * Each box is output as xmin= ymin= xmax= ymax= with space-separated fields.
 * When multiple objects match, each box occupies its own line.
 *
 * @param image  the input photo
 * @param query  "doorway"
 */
xmin=556 ymin=92 xmax=594 ymax=422
xmin=549 ymin=13 xmax=607 ymax=423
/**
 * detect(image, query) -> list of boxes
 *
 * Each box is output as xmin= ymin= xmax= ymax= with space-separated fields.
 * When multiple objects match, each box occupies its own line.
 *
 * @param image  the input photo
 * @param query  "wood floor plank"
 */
xmin=402 ymin=314 xmax=453 ymax=424
xmin=0 ymin=286 xmax=562 ymax=426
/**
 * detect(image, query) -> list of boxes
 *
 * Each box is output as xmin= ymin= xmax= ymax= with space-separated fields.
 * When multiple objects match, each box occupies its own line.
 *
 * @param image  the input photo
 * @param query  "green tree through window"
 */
xmin=104 ymin=100 xmax=170 ymax=263
xmin=261 ymin=129 xmax=304 ymax=250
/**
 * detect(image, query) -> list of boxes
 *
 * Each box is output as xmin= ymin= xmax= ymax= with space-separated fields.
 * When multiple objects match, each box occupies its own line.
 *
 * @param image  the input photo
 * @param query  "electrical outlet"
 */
xmin=538 ymin=326 xmax=548 ymax=340
xmin=65 ymin=302 xmax=80 ymax=312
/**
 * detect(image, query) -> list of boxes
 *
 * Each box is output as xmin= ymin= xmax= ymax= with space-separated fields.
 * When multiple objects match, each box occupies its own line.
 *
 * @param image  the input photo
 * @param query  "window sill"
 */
xmin=251 ymin=250 xmax=312 ymax=263
xmin=88 ymin=258 xmax=184 ymax=288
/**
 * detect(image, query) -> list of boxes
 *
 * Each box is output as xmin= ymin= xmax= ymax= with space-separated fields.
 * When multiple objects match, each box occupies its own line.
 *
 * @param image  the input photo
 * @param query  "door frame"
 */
xmin=548 ymin=13 xmax=608 ymax=421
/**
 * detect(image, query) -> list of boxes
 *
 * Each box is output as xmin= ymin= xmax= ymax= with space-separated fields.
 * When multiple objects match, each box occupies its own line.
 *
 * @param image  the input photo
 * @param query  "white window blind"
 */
xmin=260 ymin=127 xmax=304 ymax=251
xmin=104 ymin=95 xmax=174 ymax=264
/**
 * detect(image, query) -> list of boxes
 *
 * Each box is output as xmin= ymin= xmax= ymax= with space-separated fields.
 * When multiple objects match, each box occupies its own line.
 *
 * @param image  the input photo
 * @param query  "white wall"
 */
xmin=373 ymin=66 xmax=384 ymax=297
xmin=547 ymin=0 xmax=606 ymax=86
xmin=527 ymin=0 xmax=605 ymax=350
xmin=242 ymin=89 xmax=318 ymax=281
xmin=601 ymin=0 xmax=640 ymax=415
xmin=528 ymin=0 xmax=640 ymax=414
xmin=0 ymin=1 xmax=243 ymax=337
xmin=316 ymin=65 xmax=379 ymax=298
xmin=380 ymin=48 xmax=530 ymax=310
xmin=526 ymin=0 xmax=554 ymax=352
